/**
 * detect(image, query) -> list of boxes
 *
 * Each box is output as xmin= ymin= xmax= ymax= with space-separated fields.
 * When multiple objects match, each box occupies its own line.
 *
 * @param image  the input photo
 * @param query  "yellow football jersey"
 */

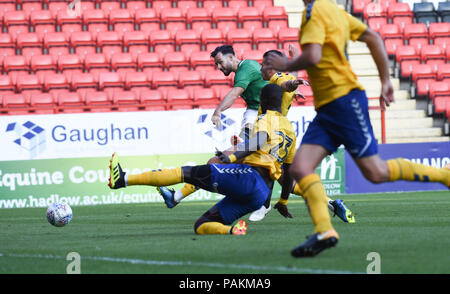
xmin=300 ymin=0 xmax=367 ymax=109
xmin=258 ymin=72 xmax=297 ymax=117
xmin=243 ymin=110 xmax=296 ymax=180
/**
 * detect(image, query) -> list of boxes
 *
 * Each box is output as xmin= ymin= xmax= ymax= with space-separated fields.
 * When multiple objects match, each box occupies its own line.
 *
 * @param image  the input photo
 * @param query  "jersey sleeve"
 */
xmin=346 ymin=12 xmax=367 ymax=41
xmin=300 ymin=2 xmax=326 ymax=45
xmin=270 ymin=73 xmax=296 ymax=88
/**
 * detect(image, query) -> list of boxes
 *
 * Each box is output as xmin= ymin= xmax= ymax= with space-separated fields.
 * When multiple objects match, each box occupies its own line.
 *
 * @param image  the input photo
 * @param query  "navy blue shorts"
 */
xmin=302 ymin=89 xmax=378 ymax=158
xmin=209 ymin=163 xmax=270 ymax=225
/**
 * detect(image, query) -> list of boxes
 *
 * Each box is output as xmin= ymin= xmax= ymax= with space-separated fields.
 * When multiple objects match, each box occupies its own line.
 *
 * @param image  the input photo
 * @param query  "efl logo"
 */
xmin=6 ymin=121 xmax=46 ymax=159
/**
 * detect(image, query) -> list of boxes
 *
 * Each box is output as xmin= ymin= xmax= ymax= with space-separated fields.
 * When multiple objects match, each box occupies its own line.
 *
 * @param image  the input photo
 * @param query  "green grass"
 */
xmin=1 ymin=191 xmax=449 ymax=274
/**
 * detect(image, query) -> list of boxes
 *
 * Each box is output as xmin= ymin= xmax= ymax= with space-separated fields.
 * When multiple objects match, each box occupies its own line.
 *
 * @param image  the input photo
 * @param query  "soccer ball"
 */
xmin=46 ymin=202 xmax=73 ymax=227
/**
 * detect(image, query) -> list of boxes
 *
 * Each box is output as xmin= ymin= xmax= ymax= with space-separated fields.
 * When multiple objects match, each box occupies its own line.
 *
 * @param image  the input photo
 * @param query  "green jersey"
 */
xmin=233 ymin=59 xmax=268 ymax=110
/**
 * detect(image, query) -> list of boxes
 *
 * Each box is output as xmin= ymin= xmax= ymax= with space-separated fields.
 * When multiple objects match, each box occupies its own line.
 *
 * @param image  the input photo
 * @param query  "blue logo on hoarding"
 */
xmin=197 ymin=113 xmax=235 ymax=138
xmin=6 ymin=121 xmax=46 ymax=159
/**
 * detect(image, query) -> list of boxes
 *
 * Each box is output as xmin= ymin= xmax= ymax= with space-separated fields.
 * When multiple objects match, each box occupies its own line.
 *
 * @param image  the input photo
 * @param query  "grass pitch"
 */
xmin=1 ymin=191 xmax=449 ymax=274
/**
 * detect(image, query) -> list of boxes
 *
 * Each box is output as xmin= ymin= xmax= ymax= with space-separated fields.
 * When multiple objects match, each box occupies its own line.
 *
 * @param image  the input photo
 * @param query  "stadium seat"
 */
xmin=429 ymin=22 xmax=450 ymax=43
xmin=262 ymin=6 xmax=288 ymax=32
xmin=242 ymin=50 xmax=265 ymax=63
xmin=4 ymin=10 xmax=29 ymax=37
xmin=203 ymin=0 xmax=223 ymax=14
xmin=163 ymin=51 xmax=190 ymax=72
xmin=150 ymin=29 xmax=175 ymax=55
xmin=429 ymin=80 xmax=450 ymax=102
xmin=4 ymin=55 xmax=29 ymax=73
xmin=277 ymin=27 xmax=300 ymax=48
xmin=411 ymin=63 xmax=437 ymax=84
xmin=16 ymin=33 xmax=43 ymax=57
xmin=152 ymin=0 xmax=173 ymax=15
xmin=387 ymin=2 xmax=413 ymax=27
xmin=204 ymin=70 xmax=232 ymax=87
xmin=57 ymin=92 xmax=85 ymax=113
xmin=2 ymin=93 xmax=30 ymax=114
xmin=437 ymin=1 xmax=450 ymax=22
xmin=85 ymin=53 xmax=110 ymax=74
xmin=189 ymin=50 xmax=215 ymax=71
xmin=111 ymin=53 xmax=137 ymax=74
xmin=44 ymin=32 xmax=70 ymax=57
xmin=175 ymin=29 xmax=201 ymax=54
xmin=400 ymin=59 xmax=421 ymax=80
xmin=0 ymin=33 xmax=15 ymax=57
xmin=201 ymin=29 xmax=226 ymax=52
xmin=124 ymin=71 xmax=151 ymax=89
xmin=238 ymin=7 xmax=263 ymax=32
xmin=177 ymin=1 xmax=198 ymax=14
xmin=379 ymin=24 xmax=404 ymax=56
xmin=161 ymin=8 xmax=186 ymax=32
xmin=212 ymin=8 xmax=238 ymax=32
xmin=352 ymin=0 xmax=372 ymax=15
xmin=403 ymin=23 xmax=429 ymax=50
xmin=109 ymin=9 xmax=135 ymax=36
xmin=177 ymin=70 xmax=204 ymax=92
xmin=135 ymin=8 xmax=160 ymax=33
xmin=83 ymin=9 xmax=109 ymax=36
xmin=437 ymin=63 xmax=450 ymax=81
xmin=97 ymin=31 xmax=123 ymax=59
xmin=70 ymin=31 xmax=97 ymax=57
xmin=57 ymin=54 xmax=83 ymax=74
xmin=100 ymin=1 xmax=121 ymax=15
xmin=186 ymin=7 xmax=211 ymax=31
xmin=30 ymin=93 xmax=56 ymax=114
xmin=226 ymin=29 xmax=253 ymax=52
xmin=228 ymin=0 xmax=249 ymax=12
xmin=30 ymin=10 xmax=56 ymax=36
xmin=16 ymin=74 xmax=43 ymax=93
xmin=30 ymin=54 xmax=57 ymax=73
xmin=253 ymin=28 xmax=278 ymax=51
xmin=112 ymin=90 xmax=141 ymax=112
xmin=413 ymin=2 xmax=439 ymax=24
xmin=139 ymin=89 xmax=167 ymax=110
xmin=394 ymin=44 xmax=420 ymax=73
xmin=56 ymin=9 xmax=83 ymax=34
xmin=152 ymin=71 xmax=178 ymax=89
xmin=192 ymin=87 xmax=218 ymax=106
xmin=17 ymin=0 xmax=43 ymax=14
xmin=0 ymin=74 xmax=15 ymax=92
xmin=85 ymin=90 xmax=113 ymax=112
xmin=71 ymin=72 xmax=98 ymax=91
xmin=98 ymin=72 xmax=125 ymax=90
xmin=126 ymin=0 xmax=148 ymax=11
xmin=252 ymin=0 xmax=273 ymax=13
xmin=124 ymin=31 xmax=149 ymax=56
xmin=433 ymin=96 xmax=448 ymax=115
xmin=415 ymin=77 xmax=435 ymax=98
xmin=44 ymin=73 xmax=71 ymax=93
xmin=420 ymin=44 xmax=445 ymax=63
xmin=137 ymin=52 xmax=164 ymax=72
xmin=165 ymin=88 xmax=193 ymax=108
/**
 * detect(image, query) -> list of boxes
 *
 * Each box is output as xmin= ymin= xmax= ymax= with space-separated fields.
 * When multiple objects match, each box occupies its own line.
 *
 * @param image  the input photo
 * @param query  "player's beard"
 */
xmin=221 ymin=69 xmax=231 ymax=76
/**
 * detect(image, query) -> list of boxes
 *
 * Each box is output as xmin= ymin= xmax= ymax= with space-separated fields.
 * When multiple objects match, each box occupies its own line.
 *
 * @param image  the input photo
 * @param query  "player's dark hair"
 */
xmin=211 ymin=45 xmax=235 ymax=58
xmin=263 ymin=50 xmax=284 ymax=58
xmin=260 ymin=84 xmax=283 ymax=113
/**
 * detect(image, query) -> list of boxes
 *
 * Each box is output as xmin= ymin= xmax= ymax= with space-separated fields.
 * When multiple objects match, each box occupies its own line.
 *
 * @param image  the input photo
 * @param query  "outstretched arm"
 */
xmin=265 ymin=43 xmax=322 ymax=73
xmin=357 ymin=28 xmax=395 ymax=109
xmin=211 ymin=87 xmax=244 ymax=127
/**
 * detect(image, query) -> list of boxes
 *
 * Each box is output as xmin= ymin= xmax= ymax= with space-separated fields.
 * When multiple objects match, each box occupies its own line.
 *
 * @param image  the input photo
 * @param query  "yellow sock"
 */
xmin=180 ymin=183 xmax=199 ymax=197
xmin=127 ymin=168 xmax=182 ymax=186
xmin=195 ymin=222 xmax=232 ymax=235
xmin=387 ymin=158 xmax=449 ymax=186
xmin=298 ymin=173 xmax=333 ymax=234
xmin=293 ymin=182 xmax=333 ymax=203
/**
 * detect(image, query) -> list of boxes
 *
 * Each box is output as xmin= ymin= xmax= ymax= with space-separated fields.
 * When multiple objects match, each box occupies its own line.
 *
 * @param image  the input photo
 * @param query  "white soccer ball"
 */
xmin=46 ymin=202 xmax=73 ymax=227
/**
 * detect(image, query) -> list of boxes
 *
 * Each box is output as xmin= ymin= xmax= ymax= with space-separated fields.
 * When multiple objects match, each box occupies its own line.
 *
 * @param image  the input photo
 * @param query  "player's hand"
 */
xmin=265 ymin=51 xmax=290 ymax=72
xmin=211 ymin=112 xmax=222 ymax=128
xmin=380 ymin=80 xmax=394 ymax=110
xmin=288 ymin=44 xmax=299 ymax=58
xmin=274 ymin=202 xmax=293 ymax=218
xmin=215 ymin=148 xmax=231 ymax=163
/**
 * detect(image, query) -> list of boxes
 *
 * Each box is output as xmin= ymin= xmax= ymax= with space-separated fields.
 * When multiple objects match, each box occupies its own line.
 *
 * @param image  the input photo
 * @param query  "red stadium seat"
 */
xmin=100 ymin=1 xmax=121 ymax=15
xmin=420 ymin=44 xmax=445 ymax=63
xmin=201 ymin=29 xmax=226 ymax=52
xmin=124 ymin=71 xmax=151 ymax=89
xmin=415 ymin=78 xmax=435 ymax=98
xmin=4 ymin=10 xmax=29 ymax=37
xmin=126 ymin=0 xmax=147 ymax=12
xmin=212 ymin=8 xmax=238 ymax=32
xmin=30 ymin=10 xmax=56 ymax=36
xmin=228 ymin=0 xmax=248 ymax=12
xmin=109 ymin=9 xmax=134 ymax=36
xmin=379 ymin=24 xmax=404 ymax=56
xmin=189 ymin=51 xmax=215 ymax=71
xmin=44 ymin=32 xmax=70 ymax=57
xmin=252 ymin=0 xmax=273 ymax=13
xmin=71 ymin=72 xmax=98 ymax=91
xmin=0 ymin=74 xmax=15 ymax=92
xmin=353 ymin=0 xmax=372 ymax=14
xmin=98 ymin=72 xmax=125 ymax=90
xmin=124 ymin=31 xmax=149 ymax=56
xmin=152 ymin=71 xmax=178 ymax=89
xmin=16 ymin=74 xmax=43 ymax=93
xmin=175 ymin=29 xmax=201 ymax=54
xmin=429 ymin=22 xmax=450 ymax=41
xmin=137 ymin=52 xmax=164 ymax=72
xmin=242 ymin=50 xmax=265 ymax=63
xmin=30 ymin=54 xmax=57 ymax=73
xmin=0 ymin=33 xmax=15 ymax=57
xmin=238 ymin=7 xmax=263 ymax=32
xmin=85 ymin=90 xmax=113 ymax=112
xmin=56 ymin=9 xmax=83 ymax=34
xmin=403 ymin=23 xmax=429 ymax=50
xmin=178 ymin=70 xmax=204 ymax=91
xmin=165 ymin=88 xmax=193 ymax=108
xmin=16 ymin=33 xmax=43 ymax=57
xmin=387 ymin=2 xmax=413 ymax=28
xmin=150 ymin=30 xmax=176 ymax=55
xmin=70 ymin=31 xmax=96 ymax=57
xmin=186 ymin=7 xmax=211 ymax=32
xmin=140 ymin=89 xmax=167 ymax=111
xmin=57 ymin=92 xmax=85 ymax=113
xmin=262 ymin=6 xmax=288 ymax=32
xmin=429 ymin=80 xmax=450 ymax=102
xmin=44 ymin=73 xmax=71 ymax=92
xmin=203 ymin=0 xmax=223 ymax=14
xmin=4 ymin=55 xmax=29 ymax=73
xmin=135 ymin=8 xmax=160 ymax=33
xmin=163 ymin=51 xmax=190 ymax=72
xmin=395 ymin=45 xmax=420 ymax=65
xmin=278 ymin=28 xmax=300 ymax=48
xmin=411 ymin=63 xmax=437 ymax=83
xmin=161 ymin=8 xmax=186 ymax=32
xmin=400 ymin=59 xmax=421 ymax=79
xmin=113 ymin=90 xmax=141 ymax=111
xmin=30 ymin=93 xmax=56 ymax=114
xmin=2 ymin=93 xmax=30 ymax=114
xmin=433 ymin=96 xmax=449 ymax=115
xmin=111 ymin=53 xmax=137 ymax=73
xmin=57 ymin=54 xmax=83 ymax=74
xmin=84 ymin=53 xmax=110 ymax=74
xmin=193 ymin=87 xmax=218 ymax=106
xmin=152 ymin=0 xmax=173 ymax=15
xmin=204 ymin=70 xmax=232 ymax=87
xmin=253 ymin=28 xmax=278 ymax=51
xmin=177 ymin=0 xmax=198 ymax=14
xmin=83 ymin=9 xmax=109 ymax=36
xmin=97 ymin=31 xmax=123 ymax=59
xmin=437 ymin=64 xmax=450 ymax=81
xmin=226 ymin=28 xmax=253 ymax=52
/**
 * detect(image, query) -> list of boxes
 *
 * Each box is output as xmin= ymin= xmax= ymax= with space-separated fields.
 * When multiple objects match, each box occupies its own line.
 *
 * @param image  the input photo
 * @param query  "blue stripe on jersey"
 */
xmin=306 ymin=1 xmax=315 ymax=22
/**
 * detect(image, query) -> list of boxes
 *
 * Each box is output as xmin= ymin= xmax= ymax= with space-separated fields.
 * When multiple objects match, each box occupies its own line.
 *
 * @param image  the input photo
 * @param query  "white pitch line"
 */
xmin=0 ymin=252 xmax=363 ymax=274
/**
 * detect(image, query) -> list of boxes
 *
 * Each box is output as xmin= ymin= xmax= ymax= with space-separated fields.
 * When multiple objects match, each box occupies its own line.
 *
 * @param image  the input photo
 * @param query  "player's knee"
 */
xmin=361 ymin=165 xmax=390 ymax=183
xmin=289 ymin=165 xmax=312 ymax=182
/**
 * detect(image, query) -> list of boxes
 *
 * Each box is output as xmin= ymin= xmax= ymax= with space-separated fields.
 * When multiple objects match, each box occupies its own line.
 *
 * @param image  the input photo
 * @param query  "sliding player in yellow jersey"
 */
xmin=108 ymin=84 xmax=297 ymax=236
